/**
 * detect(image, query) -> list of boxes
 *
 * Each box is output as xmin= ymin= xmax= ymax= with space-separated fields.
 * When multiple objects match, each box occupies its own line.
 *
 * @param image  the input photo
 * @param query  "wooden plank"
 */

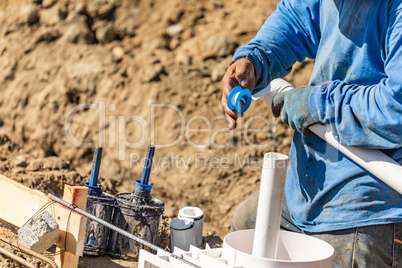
xmin=55 ymin=252 xmax=79 ymax=268
xmin=56 ymin=185 xmax=88 ymax=268
xmin=62 ymin=185 xmax=88 ymax=211
xmin=55 ymin=185 xmax=88 ymax=255
xmin=0 ymin=174 xmax=87 ymax=256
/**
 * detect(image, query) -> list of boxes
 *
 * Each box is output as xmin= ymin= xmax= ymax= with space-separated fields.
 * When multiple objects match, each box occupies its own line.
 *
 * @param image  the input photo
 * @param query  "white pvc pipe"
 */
xmin=252 ymin=152 xmax=289 ymax=259
xmin=252 ymin=78 xmax=294 ymax=106
xmin=249 ymin=79 xmax=402 ymax=195
xmin=310 ymin=125 xmax=402 ymax=194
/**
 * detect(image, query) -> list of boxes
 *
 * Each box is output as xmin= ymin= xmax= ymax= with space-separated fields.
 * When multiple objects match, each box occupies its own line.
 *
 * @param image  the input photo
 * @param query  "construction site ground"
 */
xmin=0 ymin=0 xmax=314 ymax=266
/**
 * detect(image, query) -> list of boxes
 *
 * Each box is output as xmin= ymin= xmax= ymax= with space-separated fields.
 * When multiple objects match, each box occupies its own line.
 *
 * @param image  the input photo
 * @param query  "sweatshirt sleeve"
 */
xmin=308 ymin=3 xmax=402 ymax=149
xmin=233 ymin=0 xmax=321 ymax=93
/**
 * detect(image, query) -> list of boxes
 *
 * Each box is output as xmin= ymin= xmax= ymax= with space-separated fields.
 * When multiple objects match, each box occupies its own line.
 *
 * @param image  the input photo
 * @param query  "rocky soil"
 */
xmin=0 ymin=0 xmax=314 ymax=266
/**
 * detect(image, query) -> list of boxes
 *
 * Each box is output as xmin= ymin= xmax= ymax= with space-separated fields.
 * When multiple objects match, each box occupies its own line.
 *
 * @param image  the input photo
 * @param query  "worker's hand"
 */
xmin=221 ymin=57 xmax=257 ymax=130
xmin=272 ymin=86 xmax=316 ymax=136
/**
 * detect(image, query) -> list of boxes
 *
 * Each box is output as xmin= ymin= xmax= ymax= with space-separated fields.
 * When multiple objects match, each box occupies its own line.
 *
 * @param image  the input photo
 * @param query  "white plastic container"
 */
xmin=178 ymin=206 xmax=204 ymax=247
xmin=223 ymin=229 xmax=334 ymax=268
xmin=170 ymin=218 xmax=196 ymax=251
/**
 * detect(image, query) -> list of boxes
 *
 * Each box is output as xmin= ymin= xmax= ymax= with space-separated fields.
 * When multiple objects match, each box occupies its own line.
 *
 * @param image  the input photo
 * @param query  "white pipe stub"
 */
xmin=252 ymin=152 xmax=289 ymax=259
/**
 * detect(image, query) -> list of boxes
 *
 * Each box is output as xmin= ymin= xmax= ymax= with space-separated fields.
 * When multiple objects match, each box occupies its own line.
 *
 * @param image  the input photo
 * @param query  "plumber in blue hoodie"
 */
xmin=221 ymin=1 xmax=402 ymax=266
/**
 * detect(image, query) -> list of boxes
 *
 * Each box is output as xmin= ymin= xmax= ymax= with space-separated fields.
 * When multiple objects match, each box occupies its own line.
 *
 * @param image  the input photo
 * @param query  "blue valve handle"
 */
xmin=227 ymin=86 xmax=252 ymax=113
xmin=85 ymin=146 xmax=103 ymax=197
xmin=141 ymin=145 xmax=155 ymax=185
xmin=89 ymin=147 xmax=103 ymax=187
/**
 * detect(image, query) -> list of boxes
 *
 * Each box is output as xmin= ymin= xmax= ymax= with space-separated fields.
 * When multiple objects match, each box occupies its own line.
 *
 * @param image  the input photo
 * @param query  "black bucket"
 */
xmin=107 ymin=191 xmax=164 ymax=260
xmin=84 ymin=192 xmax=116 ymax=255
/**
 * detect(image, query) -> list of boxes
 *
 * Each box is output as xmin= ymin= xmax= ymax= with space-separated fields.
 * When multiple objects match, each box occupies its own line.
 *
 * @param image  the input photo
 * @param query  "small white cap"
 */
xmin=178 ymin=207 xmax=204 ymax=221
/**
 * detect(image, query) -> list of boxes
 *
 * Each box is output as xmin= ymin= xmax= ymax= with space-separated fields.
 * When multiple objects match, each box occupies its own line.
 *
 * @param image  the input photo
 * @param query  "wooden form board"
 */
xmin=0 ymin=174 xmax=87 ymax=256
xmin=56 ymin=185 xmax=89 ymax=268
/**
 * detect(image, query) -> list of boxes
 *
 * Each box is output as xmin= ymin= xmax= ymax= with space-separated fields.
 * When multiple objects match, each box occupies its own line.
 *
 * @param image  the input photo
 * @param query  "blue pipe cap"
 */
xmin=84 ymin=182 xmax=102 ymax=197
xmin=135 ymin=179 xmax=153 ymax=192
xmin=227 ymin=86 xmax=252 ymax=113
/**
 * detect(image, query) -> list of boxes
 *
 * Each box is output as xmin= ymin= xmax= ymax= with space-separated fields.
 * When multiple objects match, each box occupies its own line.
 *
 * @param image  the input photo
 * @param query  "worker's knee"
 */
xmin=309 ymin=223 xmax=402 ymax=267
xmin=230 ymin=191 xmax=259 ymax=232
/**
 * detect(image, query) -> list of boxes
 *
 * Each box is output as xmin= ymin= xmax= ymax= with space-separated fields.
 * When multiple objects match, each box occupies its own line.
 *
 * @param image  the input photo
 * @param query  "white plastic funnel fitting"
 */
xmin=170 ymin=218 xmax=196 ymax=251
xmin=178 ymin=206 xmax=204 ymax=247
xmin=252 ymin=152 xmax=289 ymax=259
xmin=223 ymin=229 xmax=334 ymax=268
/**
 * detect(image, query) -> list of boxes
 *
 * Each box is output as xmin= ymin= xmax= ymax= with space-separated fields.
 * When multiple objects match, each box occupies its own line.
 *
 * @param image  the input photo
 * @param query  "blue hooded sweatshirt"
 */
xmin=233 ymin=0 xmax=402 ymax=232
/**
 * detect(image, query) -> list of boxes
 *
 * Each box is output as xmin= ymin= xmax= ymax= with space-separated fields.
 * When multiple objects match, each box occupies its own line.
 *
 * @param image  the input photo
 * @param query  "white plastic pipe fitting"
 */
xmin=170 ymin=218 xmax=196 ymax=251
xmin=178 ymin=206 xmax=204 ymax=247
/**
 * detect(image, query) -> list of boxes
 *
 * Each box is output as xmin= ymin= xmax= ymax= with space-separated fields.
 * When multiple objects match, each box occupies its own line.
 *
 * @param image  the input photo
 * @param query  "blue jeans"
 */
xmin=231 ymin=191 xmax=402 ymax=268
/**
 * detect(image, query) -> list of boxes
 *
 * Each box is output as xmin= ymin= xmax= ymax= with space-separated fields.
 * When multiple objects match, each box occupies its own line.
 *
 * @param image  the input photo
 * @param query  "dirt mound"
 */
xmin=0 ymin=0 xmax=314 ymax=265
xmin=0 ymin=135 xmax=117 ymax=196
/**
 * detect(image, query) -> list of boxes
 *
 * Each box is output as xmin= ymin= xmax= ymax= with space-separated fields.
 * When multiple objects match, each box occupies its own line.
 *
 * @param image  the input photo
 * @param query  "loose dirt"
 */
xmin=0 ymin=0 xmax=313 ymax=266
